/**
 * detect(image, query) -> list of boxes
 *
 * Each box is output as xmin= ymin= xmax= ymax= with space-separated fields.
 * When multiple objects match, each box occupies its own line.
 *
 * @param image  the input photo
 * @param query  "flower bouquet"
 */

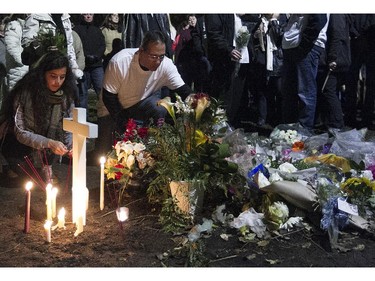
xmin=104 ymin=119 xmax=154 ymax=207
xmin=233 ymin=25 xmax=250 ymax=76
xmin=146 ymin=93 xmax=246 ymax=230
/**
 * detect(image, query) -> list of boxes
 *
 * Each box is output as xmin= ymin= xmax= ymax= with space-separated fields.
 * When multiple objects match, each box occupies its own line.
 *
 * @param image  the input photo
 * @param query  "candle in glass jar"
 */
xmin=116 ymin=207 xmax=129 ymax=222
xmin=24 ymin=181 xmax=33 ymax=234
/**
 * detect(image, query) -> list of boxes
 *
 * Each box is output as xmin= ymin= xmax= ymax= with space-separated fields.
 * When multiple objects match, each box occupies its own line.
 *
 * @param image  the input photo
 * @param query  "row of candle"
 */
xmin=24 ymin=181 xmax=66 ymax=242
xmin=24 ymin=155 xmax=127 ymax=242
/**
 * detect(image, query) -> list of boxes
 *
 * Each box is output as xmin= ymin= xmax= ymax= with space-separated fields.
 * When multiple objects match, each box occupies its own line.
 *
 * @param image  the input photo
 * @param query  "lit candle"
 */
xmin=57 ymin=207 xmax=66 ymax=229
xmin=44 ymin=220 xmax=52 ymax=243
xmin=46 ymin=184 xmax=52 ymax=221
xmin=116 ymin=207 xmax=129 ymax=222
xmin=51 ymin=187 xmax=58 ymax=218
xmin=24 ymin=181 xmax=33 ymax=234
xmin=74 ymin=215 xmax=84 ymax=237
xmin=100 ymin=156 xmax=106 ymax=210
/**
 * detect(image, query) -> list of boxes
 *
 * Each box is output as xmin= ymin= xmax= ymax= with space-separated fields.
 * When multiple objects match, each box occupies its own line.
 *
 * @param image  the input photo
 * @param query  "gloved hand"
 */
xmin=72 ymin=68 xmax=84 ymax=80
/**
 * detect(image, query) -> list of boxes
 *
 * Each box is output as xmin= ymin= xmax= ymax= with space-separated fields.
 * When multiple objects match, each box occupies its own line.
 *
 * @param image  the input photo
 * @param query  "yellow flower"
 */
xmin=158 ymin=96 xmax=176 ymax=124
xmin=187 ymin=94 xmax=211 ymax=122
xmin=194 ymin=129 xmax=209 ymax=147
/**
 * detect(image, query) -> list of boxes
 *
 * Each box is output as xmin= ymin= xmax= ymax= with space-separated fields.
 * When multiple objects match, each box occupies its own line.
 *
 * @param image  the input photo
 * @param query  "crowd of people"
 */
xmin=0 ymin=13 xmax=374 ymax=182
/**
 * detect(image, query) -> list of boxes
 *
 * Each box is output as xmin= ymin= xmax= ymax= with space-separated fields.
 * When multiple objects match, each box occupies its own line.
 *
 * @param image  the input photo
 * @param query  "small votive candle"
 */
xmin=44 ymin=220 xmax=52 ymax=243
xmin=116 ymin=207 xmax=129 ymax=222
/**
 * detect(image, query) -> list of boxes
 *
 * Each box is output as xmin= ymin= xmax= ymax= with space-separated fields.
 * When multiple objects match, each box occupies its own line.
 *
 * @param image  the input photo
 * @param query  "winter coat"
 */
xmin=319 ymin=14 xmax=351 ymax=73
xmin=21 ymin=13 xmax=82 ymax=79
xmin=72 ymin=30 xmax=85 ymax=71
xmin=73 ymin=21 xmax=106 ymax=69
xmin=205 ymin=14 xmax=236 ymax=63
xmin=4 ymin=19 xmax=28 ymax=90
xmin=122 ymin=14 xmax=173 ymax=58
xmin=101 ymin=27 xmax=121 ymax=55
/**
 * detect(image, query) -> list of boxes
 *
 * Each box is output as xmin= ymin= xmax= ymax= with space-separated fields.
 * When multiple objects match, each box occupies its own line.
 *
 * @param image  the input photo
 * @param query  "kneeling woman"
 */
xmin=3 ymin=51 xmax=76 ymax=184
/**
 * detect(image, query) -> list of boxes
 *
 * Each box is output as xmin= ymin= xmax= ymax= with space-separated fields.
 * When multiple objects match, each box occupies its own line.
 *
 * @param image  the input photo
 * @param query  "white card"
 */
xmin=337 ymin=198 xmax=359 ymax=216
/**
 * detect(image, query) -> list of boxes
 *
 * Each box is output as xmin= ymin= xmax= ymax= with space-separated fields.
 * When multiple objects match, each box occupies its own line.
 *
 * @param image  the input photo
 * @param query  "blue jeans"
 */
xmin=117 ymin=92 xmax=167 ymax=130
xmin=79 ymin=66 xmax=104 ymax=109
xmin=282 ymin=45 xmax=323 ymax=130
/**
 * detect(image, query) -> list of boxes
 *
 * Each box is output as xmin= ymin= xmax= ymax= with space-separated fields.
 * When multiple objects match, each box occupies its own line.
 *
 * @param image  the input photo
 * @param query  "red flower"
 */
xmin=137 ymin=127 xmax=148 ymax=139
xmin=114 ymin=163 xmax=125 ymax=180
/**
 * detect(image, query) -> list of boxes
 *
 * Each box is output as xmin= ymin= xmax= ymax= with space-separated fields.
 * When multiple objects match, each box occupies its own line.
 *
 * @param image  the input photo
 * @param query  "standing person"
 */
xmin=73 ymin=13 xmax=106 ymax=109
xmin=122 ymin=14 xmax=173 ymax=58
xmin=248 ymin=13 xmax=285 ymax=127
xmin=21 ymin=13 xmax=83 ymax=81
xmin=101 ymin=14 xmax=122 ymax=56
xmin=316 ymin=14 xmax=351 ymax=130
xmin=281 ymin=14 xmax=329 ymax=132
xmin=3 ymin=14 xmax=29 ymax=92
xmin=1 ymin=51 xmax=75 ymax=183
xmin=94 ymin=30 xmax=191 ymax=159
xmin=0 ymin=14 xmax=28 ymax=178
xmin=173 ymin=14 xmax=212 ymax=93
xmin=205 ymin=14 xmax=250 ymax=129
xmin=343 ymin=14 xmax=375 ymax=129
xmin=71 ymin=28 xmax=85 ymax=107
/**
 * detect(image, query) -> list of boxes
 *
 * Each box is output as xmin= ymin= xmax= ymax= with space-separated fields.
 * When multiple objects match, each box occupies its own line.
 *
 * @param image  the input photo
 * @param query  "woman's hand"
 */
xmin=48 ymin=139 xmax=69 ymax=156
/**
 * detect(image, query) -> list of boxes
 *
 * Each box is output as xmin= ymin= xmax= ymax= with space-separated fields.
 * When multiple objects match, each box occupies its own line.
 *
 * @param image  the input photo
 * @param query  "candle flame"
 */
xmin=58 ymin=207 xmax=66 ymax=218
xmin=25 ymin=181 xmax=33 ymax=191
xmin=44 ymin=220 xmax=52 ymax=229
xmin=52 ymin=187 xmax=58 ymax=196
xmin=100 ymin=156 xmax=106 ymax=165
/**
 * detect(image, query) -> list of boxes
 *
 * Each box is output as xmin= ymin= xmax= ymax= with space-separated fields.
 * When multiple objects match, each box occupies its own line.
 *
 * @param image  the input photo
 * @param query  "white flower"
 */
xmin=126 ymin=154 xmax=135 ymax=169
xmin=133 ymin=143 xmax=146 ymax=153
xmin=318 ymin=177 xmax=331 ymax=187
xmin=269 ymin=172 xmax=283 ymax=183
xmin=278 ymin=162 xmax=298 ymax=173
xmin=361 ymin=170 xmax=374 ymax=180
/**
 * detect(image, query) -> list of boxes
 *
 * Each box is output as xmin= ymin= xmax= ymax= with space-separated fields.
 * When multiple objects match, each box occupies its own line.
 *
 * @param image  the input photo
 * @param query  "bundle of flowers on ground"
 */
xmin=103 ymin=119 xmax=154 ymax=206
xmin=202 ymin=125 xmax=375 ymax=248
xmin=145 ymin=93 xmax=247 ymax=231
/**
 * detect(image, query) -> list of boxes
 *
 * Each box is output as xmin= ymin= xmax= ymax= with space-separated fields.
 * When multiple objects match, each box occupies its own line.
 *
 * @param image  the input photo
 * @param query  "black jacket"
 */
xmin=74 ymin=20 xmax=106 ymax=69
xmin=321 ymin=14 xmax=351 ymax=73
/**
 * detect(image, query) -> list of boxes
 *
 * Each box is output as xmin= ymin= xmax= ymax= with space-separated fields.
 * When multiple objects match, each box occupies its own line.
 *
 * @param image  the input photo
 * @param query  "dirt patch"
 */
xmin=0 ymin=161 xmax=375 ymax=270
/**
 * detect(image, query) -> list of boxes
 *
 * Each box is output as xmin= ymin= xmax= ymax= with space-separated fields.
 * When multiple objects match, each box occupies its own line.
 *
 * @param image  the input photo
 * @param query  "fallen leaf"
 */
xmin=353 ymin=244 xmax=365 ymax=251
xmin=302 ymin=242 xmax=311 ymax=249
xmin=257 ymin=240 xmax=269 ymax=247
xmin=265 ymin=258 xmax=279 ymax=264
xmin=246 ymin=254 xmax=256 ymax=260
xmin=220 ymin=233 xmax=230 ymax=241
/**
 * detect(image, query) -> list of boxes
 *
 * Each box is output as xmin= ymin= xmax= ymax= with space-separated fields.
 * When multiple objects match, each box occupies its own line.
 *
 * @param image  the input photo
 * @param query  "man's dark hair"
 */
xmin=141 ymin=30 xmax=166 ymax=51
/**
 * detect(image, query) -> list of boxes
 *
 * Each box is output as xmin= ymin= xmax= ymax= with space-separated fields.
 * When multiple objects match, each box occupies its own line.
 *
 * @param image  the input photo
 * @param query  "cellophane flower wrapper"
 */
xmin=320 ymin=196 xmax=350 ymax=246
xmin=222 ymin=129 xmax=256 ymax=177
xmin=303 ymin=132 xmax=332 ymax=155
xmin=330 ymin=128 xmax=375 ymax=164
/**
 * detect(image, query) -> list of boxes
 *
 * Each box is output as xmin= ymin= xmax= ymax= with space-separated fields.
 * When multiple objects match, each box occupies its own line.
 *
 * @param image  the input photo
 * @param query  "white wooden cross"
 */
xmin=63 ymin=107 xmax=98 ymax=236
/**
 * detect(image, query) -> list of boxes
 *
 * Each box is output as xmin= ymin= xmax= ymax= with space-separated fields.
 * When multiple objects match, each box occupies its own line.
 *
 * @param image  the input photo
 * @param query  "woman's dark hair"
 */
xmin=101 ymin=14 xmax=123 ymax=33
xmin=10 ymin=51 xmax=76 ymax=129
xmin=140 ymin=30 xmax=166 ymax=51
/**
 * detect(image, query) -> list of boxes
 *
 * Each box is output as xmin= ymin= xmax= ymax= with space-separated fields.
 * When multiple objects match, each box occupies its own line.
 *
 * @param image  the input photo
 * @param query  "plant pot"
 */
xmin=169 ymin=180 xmax=204 ymax=217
